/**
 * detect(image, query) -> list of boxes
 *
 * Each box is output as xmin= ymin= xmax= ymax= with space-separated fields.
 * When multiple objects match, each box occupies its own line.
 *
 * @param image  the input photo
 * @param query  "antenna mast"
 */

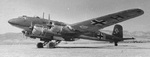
xmin=43 ymin=12 xmax=45 ymax=19
xmin=47 ymin=14 xmax=53 ymax=28
xmin=48 ymin=14 xmax=52 ymax=25
xmin=48 ymin=14 xmax=50 ymax=20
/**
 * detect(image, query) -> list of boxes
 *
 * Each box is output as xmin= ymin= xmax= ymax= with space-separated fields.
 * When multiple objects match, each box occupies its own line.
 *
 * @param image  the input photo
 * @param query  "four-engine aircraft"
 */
xmin=8 ymin=8 xmax=144 ymax=48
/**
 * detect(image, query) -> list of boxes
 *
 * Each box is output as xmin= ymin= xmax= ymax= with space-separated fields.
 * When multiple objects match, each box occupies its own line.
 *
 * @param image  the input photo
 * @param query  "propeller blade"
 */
xmin=22 ymin=30 xmax=27 ymax=39
xmin=26 ymin=36 xmax=27 ymax=39
xmin=22 ymin=33 xmax=25 ymax=38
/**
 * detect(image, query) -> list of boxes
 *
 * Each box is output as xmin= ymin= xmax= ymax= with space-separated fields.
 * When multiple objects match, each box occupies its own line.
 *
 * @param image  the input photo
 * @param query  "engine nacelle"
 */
xmin=31 ymin=25 xmax=44 ymax=36
xmin=31 ymin=24 xmax=63 ymax=36
xmin=31 ymin=24 xmax=78 ymax=40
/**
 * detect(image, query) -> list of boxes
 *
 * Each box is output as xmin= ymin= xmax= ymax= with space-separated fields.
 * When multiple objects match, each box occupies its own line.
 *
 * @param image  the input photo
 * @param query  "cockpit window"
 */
xmin=35 ymin=24 xmax=44 ymax=27
xmin=36 ymin=16 xmax=40 ymax=18
xmin=33 ymin=16 xmax=40 ymax=18
xmin=22 ymin=16 xmax=27 ymax=19
xmin=22 ymin=15 xmax=27 ymax=17
xmin=18 ymin=15 xmax=27 ymax=19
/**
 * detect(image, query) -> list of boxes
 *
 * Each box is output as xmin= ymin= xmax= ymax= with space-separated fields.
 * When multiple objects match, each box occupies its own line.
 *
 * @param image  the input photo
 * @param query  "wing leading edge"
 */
xmin=71 ymin=8 xmax=144 ymax=32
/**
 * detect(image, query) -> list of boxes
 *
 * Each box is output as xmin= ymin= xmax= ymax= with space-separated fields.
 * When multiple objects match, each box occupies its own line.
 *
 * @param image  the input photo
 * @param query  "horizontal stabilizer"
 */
xmin=123 ymin=37 xmax=135 ymax=40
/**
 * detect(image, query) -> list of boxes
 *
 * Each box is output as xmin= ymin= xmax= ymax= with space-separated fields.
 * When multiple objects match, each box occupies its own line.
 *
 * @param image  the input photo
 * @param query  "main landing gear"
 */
xmin=37 ymin=42 xmax=43 ymax=48
xmin=37 ymin=40 xmax=61 ymax=48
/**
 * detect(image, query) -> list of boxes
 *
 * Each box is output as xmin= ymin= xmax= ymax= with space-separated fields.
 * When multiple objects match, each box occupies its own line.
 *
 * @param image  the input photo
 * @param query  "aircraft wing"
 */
xmin=71 ymin=8 xmax=144 ymax=32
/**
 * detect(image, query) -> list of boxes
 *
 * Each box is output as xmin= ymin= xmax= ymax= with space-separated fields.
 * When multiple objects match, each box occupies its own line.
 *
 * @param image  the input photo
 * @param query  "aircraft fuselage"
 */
xmin=8 ymin=16 xmax=79 ymax=41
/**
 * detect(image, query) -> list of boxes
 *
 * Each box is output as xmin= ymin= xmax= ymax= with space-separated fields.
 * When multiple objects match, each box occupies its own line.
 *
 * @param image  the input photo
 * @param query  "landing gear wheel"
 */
xmin=114 ymin=42 xmax=118 ymax=46
xmin=37 ymin=42 xmax=43 ymax=48
xmin=48 ymin=42 xmax=56 ymax=48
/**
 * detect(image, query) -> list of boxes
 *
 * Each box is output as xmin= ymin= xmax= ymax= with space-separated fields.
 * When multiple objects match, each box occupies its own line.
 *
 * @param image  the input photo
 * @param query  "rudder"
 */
xmin=112 ymin=24 xmax=123 ymax=38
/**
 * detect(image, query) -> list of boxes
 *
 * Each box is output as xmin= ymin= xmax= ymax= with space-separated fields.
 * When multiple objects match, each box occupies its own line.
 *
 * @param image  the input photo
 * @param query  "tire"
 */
xmin=114 ymin=42 xmax=118 ymax=46
xmin=37 ymin=42 xmax=43 ymax=48
xmin=48 ymin=42 xmax=56 ymax=48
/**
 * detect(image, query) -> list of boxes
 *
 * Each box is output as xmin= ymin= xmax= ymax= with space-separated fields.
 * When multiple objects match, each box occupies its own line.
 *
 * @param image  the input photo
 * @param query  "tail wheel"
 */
xmin=37 ymin=42 xmax=43 ymax=48
xmin=114 ymin=41 xmax=118 ymax=46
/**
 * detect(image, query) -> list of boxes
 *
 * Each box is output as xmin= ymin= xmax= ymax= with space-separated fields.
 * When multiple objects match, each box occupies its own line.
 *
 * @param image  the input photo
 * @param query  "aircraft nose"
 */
xmin=8 ymin=19 xmax=14 ymax=24
xmin=8 ymin=18 xmax=19 ymax=25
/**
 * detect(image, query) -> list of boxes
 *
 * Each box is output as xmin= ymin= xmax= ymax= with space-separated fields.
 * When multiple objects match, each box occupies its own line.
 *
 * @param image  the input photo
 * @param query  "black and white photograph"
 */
xmin=0 ymin=0 xmax=150 ymax=57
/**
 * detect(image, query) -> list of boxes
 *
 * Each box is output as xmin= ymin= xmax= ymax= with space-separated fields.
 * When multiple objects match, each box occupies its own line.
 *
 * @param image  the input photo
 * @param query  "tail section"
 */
xmin=112 ymin=24 xmax=134 ymax=46
xmin=112 ymin=24 xmax=123 ymax=38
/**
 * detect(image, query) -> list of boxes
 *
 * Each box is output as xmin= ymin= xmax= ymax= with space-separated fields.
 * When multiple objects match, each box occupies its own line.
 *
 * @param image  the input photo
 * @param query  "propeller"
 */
xmin=22 ymin=30 xmax=25 ymax=39
xmin=22 ymin=22 xmax=34 ymax=39
xmin=22 ymin=30 xmax=28 ymax=39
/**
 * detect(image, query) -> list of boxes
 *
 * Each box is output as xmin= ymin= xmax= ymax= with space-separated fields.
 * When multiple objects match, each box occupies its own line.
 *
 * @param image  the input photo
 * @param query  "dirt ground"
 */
xmin=0 ymin=43 xmax=150 ymax=57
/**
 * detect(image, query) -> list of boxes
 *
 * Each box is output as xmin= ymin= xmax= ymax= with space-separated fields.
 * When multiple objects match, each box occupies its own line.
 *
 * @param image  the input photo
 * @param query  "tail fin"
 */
xmin=112 ymin=24 xmax=123 ymax=38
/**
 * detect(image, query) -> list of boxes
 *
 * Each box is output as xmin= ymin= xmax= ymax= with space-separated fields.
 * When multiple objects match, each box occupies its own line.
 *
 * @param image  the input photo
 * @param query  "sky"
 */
xmin=0 ymin=0 xmax=150 ymax=34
